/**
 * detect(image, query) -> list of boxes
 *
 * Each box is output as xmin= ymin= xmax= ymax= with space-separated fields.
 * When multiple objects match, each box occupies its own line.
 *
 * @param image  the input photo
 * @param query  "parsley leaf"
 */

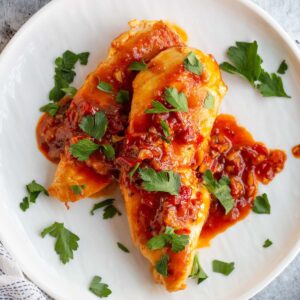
xmin=39 ymin=103 xmax=60 ymax=117
xmin=69 ymin=139 xmax=100 ymax=161
xmin=61 ymin=86 xmax=77 ymax=97
xmin=117 ymin=242 xmax=130 ymax=253
xmin=41 ymin=222 xmax=79 ymax=264
xmin=145 ymin=101 xmax=173 ymax=114
xmin=128 ymin=162 xmax=140 ymax=182
xmin=257 ymin=70 xmax=290 ymax=98
xmin=252 ymin=193 xmax=271 ymax=214
xmin=212 ymin=260 xmax=235 ymax=276
xmin=204 ymin=92 xmax=215 ymax=109
xmin=263 ymin=239 xmax=273 ymax=248
xmin=160 ymin=120 xmax=170 ymax=137
xmin=164 ymin=87 xmax=188 ymax=112
xmin=97 ymin=81 xmax=113 ymax=93
xmin=128 ymin=60 xmax=147 ymax=71
xmin=220 ymin=41 xmax=262 ymax=85
xmin=189 ymin=254 xmax=208 ymax=284
xmin=139 ymin=168 xmax=181 ymax=195
xmin=20 ymin=180 xmax=48 ymax=211
xmin=155 ymin=254 xmax=169 ymax=277
xmin=49 ymin=50 xmax=89 ymax=102
xmin=101 ymin=144 xmax=115 ymax=160
xmin=70 ymin=184 xmax=86 ymax=195
xmin=277 ymin=60 xmax=288 ymax=74
xmin=116 ymin=90 xmax=130 ymax=104
xmin=90 ymin=199 xmax=121 ymax=219
xmin=89 ymin=276 xmax=112 ymax=298
xmin=184 ymin=52 xmax=203 ymax=75
xmin=147 ymin=226 xmax=189 ymax=253
xmin=79 ymin=111 xmax=108 ymax=140
xmin=203 ymin=170 xmax=234 ymax=215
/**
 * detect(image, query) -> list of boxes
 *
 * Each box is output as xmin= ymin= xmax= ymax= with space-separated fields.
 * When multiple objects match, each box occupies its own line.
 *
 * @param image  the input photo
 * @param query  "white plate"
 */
xmin=0 ymin=0 xmax=299 ymax=299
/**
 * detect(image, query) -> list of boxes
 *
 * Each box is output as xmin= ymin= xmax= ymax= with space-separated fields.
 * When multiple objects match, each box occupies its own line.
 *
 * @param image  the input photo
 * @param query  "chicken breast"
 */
xmin=119 ymin=46 xmax=227 ymax=291
xmin=37 ymin=20 xmax=186 ymax=202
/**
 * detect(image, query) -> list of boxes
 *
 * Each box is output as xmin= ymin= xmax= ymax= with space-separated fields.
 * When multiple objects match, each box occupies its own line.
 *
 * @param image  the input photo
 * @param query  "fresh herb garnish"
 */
xmin=184 ymin=52 xmax=203 ymax=75
xmin=277 ymin=60 xmax=288 ymax=74
xmin=128 ymin=162 xmax=140 ymax=182
xmin=20 ymin=180 xmax=48 ymax=211
xmin=41 ymin=222 xmax=79 ymax=264
xmin=101 ymin=144 xmax=115 ymax=160
xmin=257 ymin=70 xmax=290 ymax=98
xmin=49 ymin=50 xmax=89 ymax=102
xmin=155 ymin=254 xmax=169 ymax=277
xmin=145 ymin=101 xmax=172 ymax=114
xmin=90 ymin=199 xmax=121 ymax=219
xmin=203 ymin=170 xmax=234 ymax=215
xmin=69 ymin=139 xmax=100 ymax=161
xmin=212 ymin=260 xmax=235 ymax=276
xmin=147 ymin=226 xmax=189 ymax=253
xmin=263 ymin=239 xmax=273 ymax=248
xmin=204 ymin=92 xmax=215 ymax=109
xmin=128 ymin=60 xmax=147 ymax=71
xmin=61 ymin=86 xmax=77 ymax=97
xmin=139 ymin=168 xmax=180 ymax=195
xmin=117 ymin=242 xmax=130 ymax=253
xmin=79 ymin=111 xmax=108 ymax=140
xmin=97 ymin=81 xmax=113 ymax=93
xmin=39 ymin=103 xmax=60 ymax=117
xmin=116 ymin=90 xmax=130 ymax=104
xmin=70 ymin=184 xmax=86 ymax=195
xmin=89 ymin=276 xmax=112 ymax=298
xmin=189 ymin=254 xmax=208 ymax=284
xmin=160 ymin=120 xmax=170 ymax=137
xmin=252 ymin=193 xmax=270 ymax=214
xmin=220 ymin=41 xmax=290 ymax=98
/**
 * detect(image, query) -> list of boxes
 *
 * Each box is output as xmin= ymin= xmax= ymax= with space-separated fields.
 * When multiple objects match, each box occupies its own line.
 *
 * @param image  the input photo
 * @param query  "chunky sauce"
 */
xmin=199 ymin=114 xmax=286 ymax=246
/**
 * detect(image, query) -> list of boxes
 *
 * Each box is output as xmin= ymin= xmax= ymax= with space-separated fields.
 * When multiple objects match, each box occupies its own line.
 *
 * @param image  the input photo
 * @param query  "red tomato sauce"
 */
xmin=198 ymin=114 xmax=286 ymax=246
xmin=292 ymin=144 xmax=300 ymax=158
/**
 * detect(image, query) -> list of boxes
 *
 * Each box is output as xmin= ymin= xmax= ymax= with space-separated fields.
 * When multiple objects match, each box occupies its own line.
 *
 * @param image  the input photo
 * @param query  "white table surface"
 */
xmin=0 ymin=0 xmax=299 ymax=299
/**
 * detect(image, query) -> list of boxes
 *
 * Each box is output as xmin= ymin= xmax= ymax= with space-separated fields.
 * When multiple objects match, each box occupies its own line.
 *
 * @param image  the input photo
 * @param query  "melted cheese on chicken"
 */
xmin=119 ymin=47 xmax=227 ymax=291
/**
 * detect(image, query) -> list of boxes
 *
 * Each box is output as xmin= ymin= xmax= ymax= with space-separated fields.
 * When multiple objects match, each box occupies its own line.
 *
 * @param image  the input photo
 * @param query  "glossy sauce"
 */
xmin=199 ymin=114 xmax=286 ymax=246
xmin=292 ymin=144 xmax=300 ymax=158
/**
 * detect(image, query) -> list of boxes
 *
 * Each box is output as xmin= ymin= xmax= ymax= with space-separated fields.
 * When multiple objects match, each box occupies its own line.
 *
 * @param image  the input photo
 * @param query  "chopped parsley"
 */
xmin=20 ymin=180 xmax=48 ymax=212
xmin=116 ymin=90 xmax=130 ymax=104
xmin=117 ymin=242 xmax=130 ymax=253
xmin=61 ymin=86 xmax=77 ymax=97
xmin=70 ymin=184 xmax=86 ymax=195
xmin=277 ymin=60 xmax=288 ymax=74
xmin=39 ymin=103 xmax=59 ymax=117
xmin=128 ymin=162 xmax=140 ymax=182
xmin=204 ymin=92 xmax=215 ymax=109
xmin=263 ymin=239 xmax=273 ymax=248
xmin=147 ymin=226 xmax=189 ymax=253
xmin=160 ymin=120 xmax=170 ymax=137
xmin=49 ymin=50 xmax=89 ymax=102
xmin=139 ymin=168 xmax=181 ymax=195
xmin=189 ymin=254 xmax=208 ymax=284
xmin=145 ymin=87 xmax=188 ymax=114
xmin=252 ymin=193 xmax=270 ymax=214
xmin=101 ymin=144 xmax=115 ymax=160
xmin=90 ymin=199 xmax=121 ymax=219
xmin=41 ymin=222 xmax=79 ymax=264
xmin=203 ymin=170 xmax=234 ymax=215
xmin=128 ymin=60 xmax=147 ymax=71
xmin=155 ymin=254 xmax=169 ymax=277
xmin=89 ymin=276 xmax=112 ymax=298
xmin=79 ymin=111 xmax=108 ymax=140
xmin=97 ymin=81 xmax=113 ymax=93
xmin=220 ymin=41 xmax=290 ymax=98
xmin=212 ymin=260 xmax=235 ymax=276
xmin=69 ymin=139 xmax=100 ymax=161
xmin=184 ymin=52 xmax=203 ymax=75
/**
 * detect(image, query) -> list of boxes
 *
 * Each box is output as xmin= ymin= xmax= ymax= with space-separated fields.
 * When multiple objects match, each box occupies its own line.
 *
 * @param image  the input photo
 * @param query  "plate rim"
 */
xmin=0 ymin=0 xmax=299 ymax=299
